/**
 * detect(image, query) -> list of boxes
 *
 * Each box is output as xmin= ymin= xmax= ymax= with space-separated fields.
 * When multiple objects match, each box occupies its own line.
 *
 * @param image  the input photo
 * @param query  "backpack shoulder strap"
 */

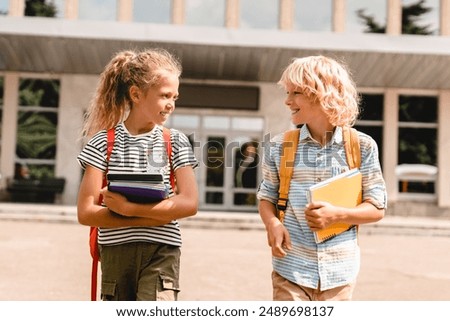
xmin=342 ymin=126 xmax=361 ymax=169
xmin=163 ymin=127 xmax=175 ymax=190
xmin=277 ymin=128 xmax=300 ymax=223
xmin=90 ymin=127 xmax=115 ymax=301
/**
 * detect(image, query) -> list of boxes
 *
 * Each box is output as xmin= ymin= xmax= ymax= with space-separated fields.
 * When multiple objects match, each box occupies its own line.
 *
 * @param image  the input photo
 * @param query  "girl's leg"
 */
xmin=137 ymin=244 xmax=181 ymax=301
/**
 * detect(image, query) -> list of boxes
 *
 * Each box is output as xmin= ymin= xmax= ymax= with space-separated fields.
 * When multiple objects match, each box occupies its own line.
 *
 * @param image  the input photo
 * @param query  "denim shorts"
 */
xmin=99 ymin=242 xmax=180 ymax=301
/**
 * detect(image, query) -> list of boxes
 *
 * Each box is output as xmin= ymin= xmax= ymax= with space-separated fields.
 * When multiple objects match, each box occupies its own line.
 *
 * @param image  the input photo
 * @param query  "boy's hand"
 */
xmin=266 ymin=217 xmax=292 ymax=258
xmin=304 ymin=201 xmax=337 ymax=231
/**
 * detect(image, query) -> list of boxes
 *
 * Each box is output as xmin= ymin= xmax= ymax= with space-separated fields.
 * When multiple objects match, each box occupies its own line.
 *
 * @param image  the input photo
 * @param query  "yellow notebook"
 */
xmin=307 ymin=168 xmax=362 ymax=243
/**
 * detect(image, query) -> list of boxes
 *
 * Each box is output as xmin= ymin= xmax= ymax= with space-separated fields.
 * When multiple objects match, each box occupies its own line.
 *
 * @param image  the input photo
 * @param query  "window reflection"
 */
xmin=240 ymin=0 xmax=278 ymax=29
xmin=0 ymin=0 xmax=7 ymax=14
xmin=133 ymin=0 xmax=171 ymax=24
xmin=346 ymin=0 xmax=386 ymax=33
xmin=186 ymin=0 xmax=225 ymax=27
xmin=294 ymin=0 xmax=332 ymax=31
xmin=78 ymin=0 xmax=116 ymax=21
xmin=17 ymin=78 xmax=60 ymax=179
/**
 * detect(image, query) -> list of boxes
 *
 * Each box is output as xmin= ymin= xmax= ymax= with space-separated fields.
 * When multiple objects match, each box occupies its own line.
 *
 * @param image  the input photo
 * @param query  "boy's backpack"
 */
xmin=277 ymin=126 xmax=361 ymax=223
xmin=89 ymin=126 xmax=174 ymax=301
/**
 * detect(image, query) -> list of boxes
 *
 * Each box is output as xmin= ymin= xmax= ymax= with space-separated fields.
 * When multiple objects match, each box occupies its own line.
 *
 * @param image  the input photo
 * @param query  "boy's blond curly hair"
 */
xmin=278 ymin=55 xmax=360 ymax=127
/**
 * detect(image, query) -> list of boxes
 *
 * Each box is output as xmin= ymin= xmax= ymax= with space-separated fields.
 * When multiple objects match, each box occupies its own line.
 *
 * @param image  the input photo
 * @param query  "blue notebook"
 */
xmin=107 ymin=173 xmax=168 ymax=203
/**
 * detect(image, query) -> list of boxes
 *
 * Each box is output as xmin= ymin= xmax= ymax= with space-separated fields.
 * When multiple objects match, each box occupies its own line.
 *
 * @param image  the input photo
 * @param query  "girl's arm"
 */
xmin=77 ymin=165 xmax=175 ymax=228
xmin=101 ymin=165 xmax=198 ymax=221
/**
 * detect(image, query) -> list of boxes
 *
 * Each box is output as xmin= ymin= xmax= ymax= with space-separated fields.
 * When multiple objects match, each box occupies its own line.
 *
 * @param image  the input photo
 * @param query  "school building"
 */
xmin=1 ymin=0 xmax=449 ymax=217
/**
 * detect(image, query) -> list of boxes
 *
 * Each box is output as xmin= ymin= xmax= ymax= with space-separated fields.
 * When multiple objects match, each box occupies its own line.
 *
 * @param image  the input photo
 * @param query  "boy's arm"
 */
xmin=259 ymin=199 xmax=292 ymax=258
xmin=305 ymin=200 xmax=384 ymax=231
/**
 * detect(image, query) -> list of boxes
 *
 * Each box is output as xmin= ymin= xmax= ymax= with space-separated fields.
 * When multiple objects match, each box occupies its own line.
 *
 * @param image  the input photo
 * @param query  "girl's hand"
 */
xmin=101 ymin=187 xmax=130 ymax=216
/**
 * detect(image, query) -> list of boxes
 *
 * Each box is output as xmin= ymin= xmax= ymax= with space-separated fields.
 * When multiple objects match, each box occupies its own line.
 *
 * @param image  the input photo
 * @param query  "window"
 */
xmin=346 ymin=0 xmax=386 ymax=33
xmin=354 ymin=93 xmax=384 ymax=166
xmin=0 ymin=76 xmax=3 ymax=154
xmin=397 ymin=95 xmax=437 ymax=195
xmin=240 ymin=0 xmax=278 ymax=29
xmin=0 ymin=0 xmax=8 ymax=15
xmin=78 ymin=0 xmax=117 ymax=21
xmin=185 ymin=0 xmax=225 ymax=27
xmin=402 ymin=0 xmax=439 ymax=35
xmin=53 ymin=0 xmax=65 ymax=18
xmin=17 ymin=78 xmax=60 ymax=179
xmin=133 ymin=0 xmax=171 ymax=24
xmin=294 ymin=0 xmax=332 ymax=31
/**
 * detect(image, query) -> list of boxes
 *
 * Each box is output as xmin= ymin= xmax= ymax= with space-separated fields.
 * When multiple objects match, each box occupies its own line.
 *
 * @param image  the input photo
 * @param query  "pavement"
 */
xmin=1 ymin=202 xmax=450 ymax=301
xmin=1 ymin=202 xmax=450 ymax=237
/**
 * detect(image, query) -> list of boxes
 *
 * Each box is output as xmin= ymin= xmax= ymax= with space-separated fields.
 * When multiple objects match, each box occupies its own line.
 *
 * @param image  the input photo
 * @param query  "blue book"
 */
xmin=107 ymin=173 xmax=168 ymax=203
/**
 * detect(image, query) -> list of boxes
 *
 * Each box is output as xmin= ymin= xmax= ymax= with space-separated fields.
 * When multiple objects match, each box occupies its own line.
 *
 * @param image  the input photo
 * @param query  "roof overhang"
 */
xmin=1 ymin=16 xmax=450 ymax=89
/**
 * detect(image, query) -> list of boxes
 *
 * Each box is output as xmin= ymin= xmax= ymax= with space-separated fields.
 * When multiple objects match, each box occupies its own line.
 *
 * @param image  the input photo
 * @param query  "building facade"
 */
xmin=1 ymin=0 xmax=450 ymax=216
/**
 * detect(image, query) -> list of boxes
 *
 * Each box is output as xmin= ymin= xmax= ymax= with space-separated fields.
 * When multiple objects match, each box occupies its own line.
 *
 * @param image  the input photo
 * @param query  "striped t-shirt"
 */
xmin=257 ymin=125 xmax=387 ymax=291
xmin=77 ymin=123 xmax=198 ymax=247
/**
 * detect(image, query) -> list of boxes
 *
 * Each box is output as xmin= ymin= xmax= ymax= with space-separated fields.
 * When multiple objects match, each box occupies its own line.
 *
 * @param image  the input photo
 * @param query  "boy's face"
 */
xmin=284 ymin=85 xmax=328 ymax=127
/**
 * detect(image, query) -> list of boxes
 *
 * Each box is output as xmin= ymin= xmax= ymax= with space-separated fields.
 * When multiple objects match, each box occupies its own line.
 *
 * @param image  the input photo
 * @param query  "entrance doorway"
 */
xmin=166 ymin=114 xmax=264 ymax=212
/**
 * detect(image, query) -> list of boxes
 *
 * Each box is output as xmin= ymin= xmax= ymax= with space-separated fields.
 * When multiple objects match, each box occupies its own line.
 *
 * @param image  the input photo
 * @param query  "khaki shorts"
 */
xmin=99 ymin=242 xmax=180 ymax=301
xmin=272 ymin=271 xmax=355 ymax=301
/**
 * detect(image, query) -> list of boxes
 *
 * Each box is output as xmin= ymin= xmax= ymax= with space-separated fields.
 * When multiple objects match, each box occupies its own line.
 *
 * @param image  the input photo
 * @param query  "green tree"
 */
xmin=25 ymin=0 xmax=57 ymax=17
xmin=357 ymin=0 xmax=434 ymax=35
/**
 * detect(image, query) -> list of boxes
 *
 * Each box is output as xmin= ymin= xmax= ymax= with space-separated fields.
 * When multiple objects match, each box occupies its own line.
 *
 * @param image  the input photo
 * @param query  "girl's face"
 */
xmin=134 ymin=71 xmax=179 ymax=126
xmin=284 ymin=84 xmax=328 ymax=126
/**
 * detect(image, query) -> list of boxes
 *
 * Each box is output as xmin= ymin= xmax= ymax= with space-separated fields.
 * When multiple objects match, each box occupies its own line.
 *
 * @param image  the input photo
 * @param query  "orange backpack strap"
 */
xmin=163 ymin=127 xmax=175 ymax=190
xmin=342 ymin=126 xmax=361 ymax=169
xmin=277 ymin=128 xmax=300 ymax=223
xmin=90 ymin=127 xmax=115 ymax=301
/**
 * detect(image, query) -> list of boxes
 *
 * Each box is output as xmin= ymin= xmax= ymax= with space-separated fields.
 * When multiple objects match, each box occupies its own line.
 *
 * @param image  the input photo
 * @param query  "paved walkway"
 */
xmin=1 ymin=202 xmax=450 ymax=301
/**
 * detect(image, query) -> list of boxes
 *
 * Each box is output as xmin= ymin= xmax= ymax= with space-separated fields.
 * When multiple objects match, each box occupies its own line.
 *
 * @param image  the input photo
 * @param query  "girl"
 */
xmin=77 ymin=48 xmax=198 ymax=301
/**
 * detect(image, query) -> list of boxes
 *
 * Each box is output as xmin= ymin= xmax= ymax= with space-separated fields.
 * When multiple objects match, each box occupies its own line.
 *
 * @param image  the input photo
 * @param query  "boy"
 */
xmin=257 ymin=56 xmax=386 ymax=301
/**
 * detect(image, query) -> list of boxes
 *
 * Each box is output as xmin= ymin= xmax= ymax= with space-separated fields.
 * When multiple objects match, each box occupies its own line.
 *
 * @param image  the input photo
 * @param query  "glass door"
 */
xmin=166 ymin=114 xmax=264 ymax=212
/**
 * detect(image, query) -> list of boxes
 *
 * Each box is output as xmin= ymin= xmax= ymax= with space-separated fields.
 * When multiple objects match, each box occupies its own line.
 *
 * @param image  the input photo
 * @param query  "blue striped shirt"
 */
xmin=257 ymin=125 xmax=387 ymax=290
xmin=77 ymin=123 xmax=198 ymax=247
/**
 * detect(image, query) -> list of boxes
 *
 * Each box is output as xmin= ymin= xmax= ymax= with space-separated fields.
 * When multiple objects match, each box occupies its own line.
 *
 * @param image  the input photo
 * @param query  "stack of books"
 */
xmin=307 ymin=168 xmax=362 ymax=243
xmin=107 ymin=173 xmax=168 ymax=203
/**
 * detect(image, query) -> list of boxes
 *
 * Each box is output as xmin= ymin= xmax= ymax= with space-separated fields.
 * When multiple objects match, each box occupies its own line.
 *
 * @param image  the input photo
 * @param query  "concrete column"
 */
xmin=225 ymin=0 xmax=239 ymax=28
xmin=172 ymin=0 xmax=185 ymax=24
xmin=8 ymin=0 xmax=24 ymax=16
xmin=387 ymin=0 xmax=402 ymax=35
xmin=279 ymin=0 xmax=294 ymax=30
xmin=440 ymin=0 xmax=450 ymax=35
xmin=57 ymin=75 xmax=99 ymax=205
xmin=0 ymin=73 xmax=19 ymax=188
xmin=64 ymin=0 xmax=78 ymax=19
xmin=117 ymin=0 xmax=133 ymax=22
xmin=437 ymin=90 xmax=450 ymax=207
xmin=383 ymin=89 xmax=399 ymax=202
xmin=332 ymin=0 xmax=346 ymax=32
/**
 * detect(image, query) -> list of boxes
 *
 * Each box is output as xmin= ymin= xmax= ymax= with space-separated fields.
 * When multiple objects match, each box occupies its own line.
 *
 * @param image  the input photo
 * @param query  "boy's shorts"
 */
xmin=99 ymin=242 xmax=180 ymax=301
xmin=272 ymin=271 xmax=354 ymax=301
